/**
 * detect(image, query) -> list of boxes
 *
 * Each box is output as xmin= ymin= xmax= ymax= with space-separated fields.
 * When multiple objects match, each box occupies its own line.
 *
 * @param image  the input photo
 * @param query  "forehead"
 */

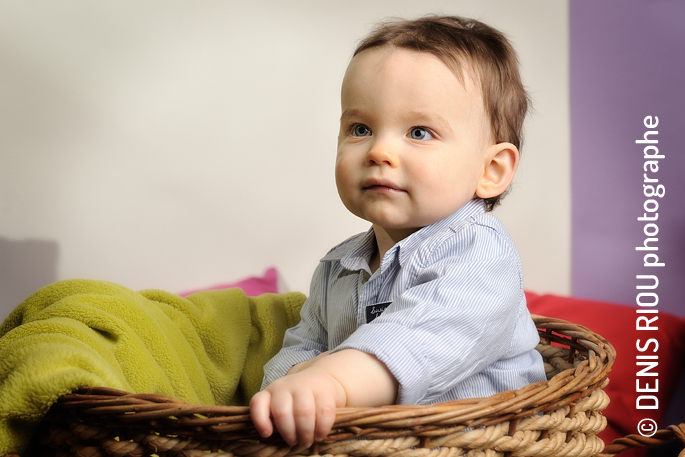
xmin=340 ymin=46 xmax=485 ymax=124
xmin=344 ymin=46 xmax=479 ymax=90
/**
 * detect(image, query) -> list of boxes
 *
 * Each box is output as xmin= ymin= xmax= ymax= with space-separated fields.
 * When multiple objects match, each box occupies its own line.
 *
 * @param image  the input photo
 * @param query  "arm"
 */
xmin=286 ymin=350 xmax=330 ymax=375
xmin=250 ymin=348 xmax=398 ymax=448
xmin=261 ymin=264 xmax=330 ymax=387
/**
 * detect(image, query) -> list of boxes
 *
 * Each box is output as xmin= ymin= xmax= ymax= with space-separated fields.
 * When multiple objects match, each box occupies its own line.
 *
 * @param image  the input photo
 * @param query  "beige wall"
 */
xmin=0 ymin=1 xmax=570 ymax=319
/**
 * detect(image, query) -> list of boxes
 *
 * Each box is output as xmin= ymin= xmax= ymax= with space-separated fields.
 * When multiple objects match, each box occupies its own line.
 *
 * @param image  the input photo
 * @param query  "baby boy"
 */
xmin=250 ymin=15 xmax=547 ymax=448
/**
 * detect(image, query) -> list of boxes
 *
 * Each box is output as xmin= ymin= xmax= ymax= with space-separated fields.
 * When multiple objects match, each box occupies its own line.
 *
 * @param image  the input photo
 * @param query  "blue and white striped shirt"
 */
xmin=262 ymin=199 xmax=546 ymax=404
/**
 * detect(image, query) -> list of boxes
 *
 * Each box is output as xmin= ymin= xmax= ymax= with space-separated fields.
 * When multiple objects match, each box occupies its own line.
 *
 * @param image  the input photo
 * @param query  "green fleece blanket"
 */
xmin=0 ymin=279 xmax=305 ymax=455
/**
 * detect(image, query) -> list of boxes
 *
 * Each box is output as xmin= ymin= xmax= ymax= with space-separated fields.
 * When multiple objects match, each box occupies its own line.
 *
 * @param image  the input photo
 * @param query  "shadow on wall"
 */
xmin=0 ymin=238 xmax=60 ymax=322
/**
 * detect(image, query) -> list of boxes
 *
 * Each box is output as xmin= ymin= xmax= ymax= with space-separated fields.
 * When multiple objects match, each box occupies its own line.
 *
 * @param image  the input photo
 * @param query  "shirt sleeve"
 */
xmin=261 ymin=262 xmax=329 ymax=388
xmin=332 ymin=221 xmax=534 ymax=404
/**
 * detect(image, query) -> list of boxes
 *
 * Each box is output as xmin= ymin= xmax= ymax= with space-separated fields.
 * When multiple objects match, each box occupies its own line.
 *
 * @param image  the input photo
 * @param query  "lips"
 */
xmin=362 ymin=178 xmax=406 ymax=193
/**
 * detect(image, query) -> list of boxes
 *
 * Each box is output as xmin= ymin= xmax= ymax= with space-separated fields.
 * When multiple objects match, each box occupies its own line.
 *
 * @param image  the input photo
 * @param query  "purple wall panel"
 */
xmin=571 ymin=0 xmax=685 ymax=317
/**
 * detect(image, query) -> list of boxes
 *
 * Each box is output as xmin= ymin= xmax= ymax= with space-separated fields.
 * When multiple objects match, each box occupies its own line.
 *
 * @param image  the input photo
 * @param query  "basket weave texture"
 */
xmin=30 ymin=315 xmax=616 ymax=457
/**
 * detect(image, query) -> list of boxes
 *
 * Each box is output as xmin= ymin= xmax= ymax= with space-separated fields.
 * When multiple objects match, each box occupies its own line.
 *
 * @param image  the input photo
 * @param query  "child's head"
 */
xmin=336 ymin=15 xmax=528 ymax=224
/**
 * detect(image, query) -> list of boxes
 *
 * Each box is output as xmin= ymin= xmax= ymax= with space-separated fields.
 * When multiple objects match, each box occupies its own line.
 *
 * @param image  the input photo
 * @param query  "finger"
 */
xmin=270 ymin=390 xmax=297 ymax=446
xmin=292 ymin=391 xmax=316 ymax=448
xmin=313 ymin=389 xmax=337 ymax=442
xmin=249 ymin=391 xmax=274 ymax=438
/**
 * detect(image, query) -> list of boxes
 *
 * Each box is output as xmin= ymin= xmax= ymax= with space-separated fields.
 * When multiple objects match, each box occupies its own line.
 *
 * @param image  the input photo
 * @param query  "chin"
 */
xmin=371 ymin=219 xmax=424 ymax=234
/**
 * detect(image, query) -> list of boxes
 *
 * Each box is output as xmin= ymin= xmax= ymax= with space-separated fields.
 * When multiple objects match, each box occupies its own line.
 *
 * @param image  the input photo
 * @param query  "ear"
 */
xmin=475 ymin=142 xmax=519 ymax=199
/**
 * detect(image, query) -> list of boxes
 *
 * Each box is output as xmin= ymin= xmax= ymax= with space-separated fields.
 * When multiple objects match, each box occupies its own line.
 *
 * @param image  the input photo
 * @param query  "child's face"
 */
xmin=336 ymin=46 xmax=493 ymax=240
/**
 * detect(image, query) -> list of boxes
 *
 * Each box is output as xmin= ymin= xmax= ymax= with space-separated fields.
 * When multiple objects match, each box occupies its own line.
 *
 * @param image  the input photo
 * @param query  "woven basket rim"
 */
xmin=45 ymin=314 xmax=616 ymax=446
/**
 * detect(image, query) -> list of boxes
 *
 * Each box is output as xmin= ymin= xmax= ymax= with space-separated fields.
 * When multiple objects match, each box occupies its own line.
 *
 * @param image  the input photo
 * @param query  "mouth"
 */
xmin=362 ymin=178 xmax=406 ymax=194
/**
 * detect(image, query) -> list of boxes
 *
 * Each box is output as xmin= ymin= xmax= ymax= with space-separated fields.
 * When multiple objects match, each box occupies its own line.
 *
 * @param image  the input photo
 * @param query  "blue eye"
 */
xmin=352 ymin=124 xmax=371 ymax=137
xmin=410 ymin=127 xmax=433 ymax=140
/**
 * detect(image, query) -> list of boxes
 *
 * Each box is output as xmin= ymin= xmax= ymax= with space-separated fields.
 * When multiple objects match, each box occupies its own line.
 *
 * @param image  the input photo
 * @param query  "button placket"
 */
xmin=359 ymin=270 xmax=384 ymax=325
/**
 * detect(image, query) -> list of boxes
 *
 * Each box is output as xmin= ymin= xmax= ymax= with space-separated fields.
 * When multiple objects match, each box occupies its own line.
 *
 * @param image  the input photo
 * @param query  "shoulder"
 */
xmin=405 ymin=213 xmax=525 ymax=313
xmin=415 ymin=212 xmax=519 ymax=267
xmin=460 ymin=212 xmax=517 ymax=254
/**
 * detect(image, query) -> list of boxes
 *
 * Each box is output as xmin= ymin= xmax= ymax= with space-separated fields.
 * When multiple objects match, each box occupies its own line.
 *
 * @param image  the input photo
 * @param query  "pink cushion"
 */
xmin=526 ymin=292 xmax=685 ymax=457
xmin=179 ymin=267 xmax=279 ymax=297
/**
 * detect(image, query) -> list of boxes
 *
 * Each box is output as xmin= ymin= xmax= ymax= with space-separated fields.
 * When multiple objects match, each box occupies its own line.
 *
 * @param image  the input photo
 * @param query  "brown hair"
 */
xmin=354 ymin=15 xmax=529 ymax=211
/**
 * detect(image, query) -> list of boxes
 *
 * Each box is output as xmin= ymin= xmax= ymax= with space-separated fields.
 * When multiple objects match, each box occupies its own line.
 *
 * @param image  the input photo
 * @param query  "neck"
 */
xmin=370 ymin=225 xmax=419 ymax=273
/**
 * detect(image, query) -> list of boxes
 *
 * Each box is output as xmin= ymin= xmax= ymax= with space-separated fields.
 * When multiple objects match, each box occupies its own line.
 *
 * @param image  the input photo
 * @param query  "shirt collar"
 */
xmin=324 ymin=198 xmax=486 ymax=272
xmin=394 ymin=198 xmax=484 ymax=267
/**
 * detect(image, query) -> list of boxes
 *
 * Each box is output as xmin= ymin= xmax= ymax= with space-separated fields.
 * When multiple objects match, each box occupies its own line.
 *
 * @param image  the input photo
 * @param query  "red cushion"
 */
xmin=526 ymin=292 xmax=685 ymax=457
xmin=178 ymin=267 xmax=279 ymax=297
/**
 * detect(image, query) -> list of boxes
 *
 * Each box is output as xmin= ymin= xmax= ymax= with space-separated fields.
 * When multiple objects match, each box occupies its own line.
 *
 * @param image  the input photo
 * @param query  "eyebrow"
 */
xmin=339 ymin=109 xmax=367 ymax=124
xmin=402 ymin=111 xmax=453 ymax=133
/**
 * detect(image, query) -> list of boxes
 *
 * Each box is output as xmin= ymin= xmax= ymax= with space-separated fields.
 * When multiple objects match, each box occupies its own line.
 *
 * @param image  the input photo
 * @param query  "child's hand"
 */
xmin=250 ymin=349 xmax=397 ymax=448
xmin=249 ymin=368 xmax=346 ymax=448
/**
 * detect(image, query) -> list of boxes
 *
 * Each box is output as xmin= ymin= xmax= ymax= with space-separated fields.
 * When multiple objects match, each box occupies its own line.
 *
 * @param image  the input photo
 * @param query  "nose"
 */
xmin=365 ymin=139 xmax=398 ymax=167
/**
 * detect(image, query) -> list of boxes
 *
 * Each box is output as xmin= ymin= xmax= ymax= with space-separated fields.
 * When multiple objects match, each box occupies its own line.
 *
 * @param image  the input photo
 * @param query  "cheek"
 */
xmin=412 ymin=158 xmax=470 ymax=196
xmin=411 ymin=160 xmax=455 ymax=188
xmin=334 ymin=156 xmax=353 ymax=192
xmin=334 ymin=156 xmax=345 ymax=182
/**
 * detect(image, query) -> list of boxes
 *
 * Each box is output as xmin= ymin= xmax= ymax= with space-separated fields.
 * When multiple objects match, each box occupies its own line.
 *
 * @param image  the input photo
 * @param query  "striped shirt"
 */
xmin=262 ymin=199 xmax=546 ymax=404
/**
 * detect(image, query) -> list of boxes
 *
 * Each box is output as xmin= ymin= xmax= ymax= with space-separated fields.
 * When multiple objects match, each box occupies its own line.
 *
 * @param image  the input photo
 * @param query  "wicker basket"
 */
xmin=25 ymin=315 xmax=621 ymax=457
